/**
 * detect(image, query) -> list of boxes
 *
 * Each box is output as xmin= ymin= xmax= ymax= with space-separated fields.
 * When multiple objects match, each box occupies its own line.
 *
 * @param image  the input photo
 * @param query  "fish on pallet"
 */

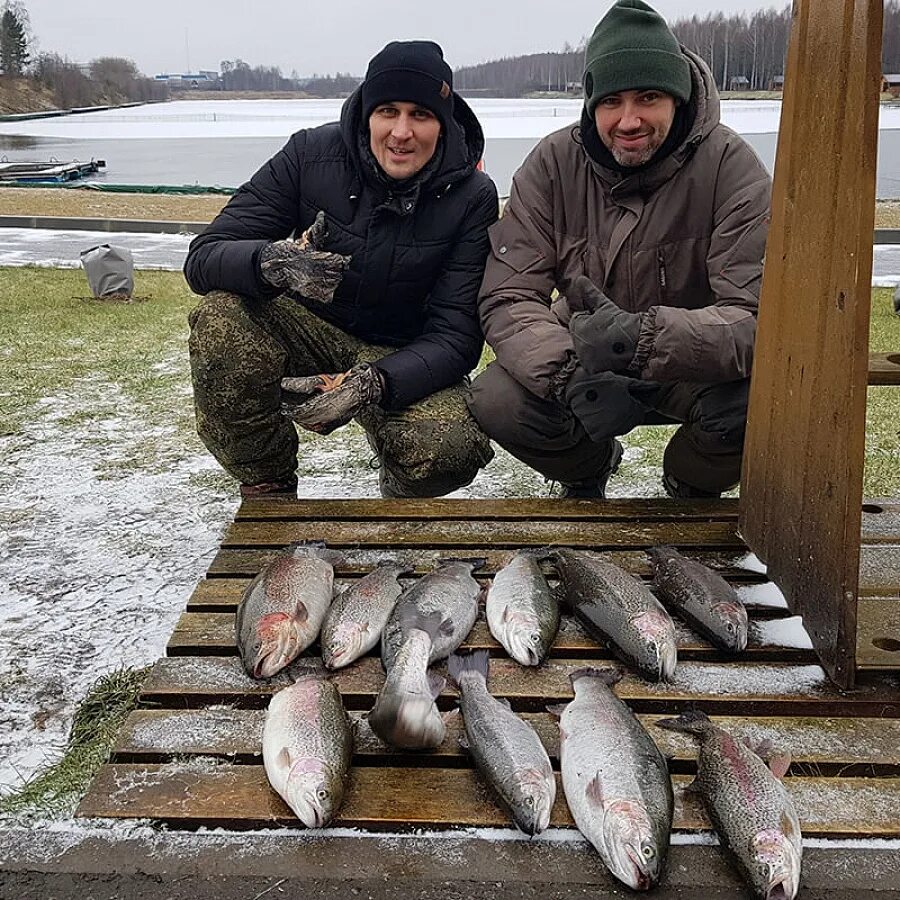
xmin=648 ymin=546 xmax=748 ymax=652
xmin=368 ymin=608 xmax=452 ymax=750
xmin=550 ymin=668 xmax=673 ymax=890
xmin=235 ymin=541 xmax=343 ymax=679
xmin=320 ymin=560 xmax=413 ymax=669
xmin=486 ymin=549 xmax=559 ymax=666
xmin=656 ymin=710 xmax=802 ymax=900
xmin=448 ymin=650 xmax=556 ymax=835
xmin=381 ymin=558 xmax=483 ymax=671
xmin=548 ymin=548 xmax=677 ymax=681
xmin=262 ymin=674 xmax=352 ymax=828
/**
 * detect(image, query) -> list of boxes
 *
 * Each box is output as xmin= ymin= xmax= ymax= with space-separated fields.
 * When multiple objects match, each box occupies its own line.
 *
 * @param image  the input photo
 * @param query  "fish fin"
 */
xmin=435 ymin=556 xmax=486 ymax=572
xmin=522 ymin=545 xmax=558 ymax=563
xmin=767 ymin=752 xmax=792 ymax=780
xmin=428 ymin=672 xmax=447 ymax=699
xmin=546 ymin=703 xmax=568 ymax=718
xmin=293 ymin=601 xmax=309 ymax=623
xmin=277 ymin=747 xmax=293 ymax=769
xmin=743 ymin=736 xmax=773 ymax=758
xmin=458 ymin=733 xmax=470 ymax=751
xmin=549 ymin=582 xmax=568 ymax=609
xmin=569 ymin=666 xmax=622 ymax=689
xmin=442 ymin=708 xmax=459 ymax=726
xmin=500 ymin=604 xmax=509 ymax=624
xmin=682 ymin=776 xmax=701 ymax=794
xmin=585 ymin=774 xmax=604 ymax=807
xmin=655 ymin=709 xmax=711 ymax=735
xmin=448 ymin=650 xmax=489 ymax=686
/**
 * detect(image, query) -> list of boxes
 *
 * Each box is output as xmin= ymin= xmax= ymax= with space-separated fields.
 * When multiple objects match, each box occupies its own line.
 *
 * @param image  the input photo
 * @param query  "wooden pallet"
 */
xmin=77 ymin=498 xmax=900 ymax=840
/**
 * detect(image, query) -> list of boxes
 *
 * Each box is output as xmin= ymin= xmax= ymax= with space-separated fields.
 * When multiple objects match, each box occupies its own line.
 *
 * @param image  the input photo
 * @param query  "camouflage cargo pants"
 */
xmin=188 ymin=291 xmax=494 ymax=497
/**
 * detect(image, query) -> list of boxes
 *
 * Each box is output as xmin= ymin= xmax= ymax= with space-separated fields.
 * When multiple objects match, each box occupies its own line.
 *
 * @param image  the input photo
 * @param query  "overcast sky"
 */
xmin=22 ymin=0 xmax=772 ymax=77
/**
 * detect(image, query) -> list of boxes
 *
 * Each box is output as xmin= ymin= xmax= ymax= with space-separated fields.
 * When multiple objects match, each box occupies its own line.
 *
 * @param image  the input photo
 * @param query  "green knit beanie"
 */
xmin=583 ymin=0 xmax=691 ymax=115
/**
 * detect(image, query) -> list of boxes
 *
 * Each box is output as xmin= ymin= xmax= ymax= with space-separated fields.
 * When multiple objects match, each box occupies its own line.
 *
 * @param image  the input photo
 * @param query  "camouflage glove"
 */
xmin=568 ymin=275 xmax=643 ymax=374
xmin=281 ymin=364 xmax=385 ymax=434
xmin=259 ymin=212 xmax=350 ymax=304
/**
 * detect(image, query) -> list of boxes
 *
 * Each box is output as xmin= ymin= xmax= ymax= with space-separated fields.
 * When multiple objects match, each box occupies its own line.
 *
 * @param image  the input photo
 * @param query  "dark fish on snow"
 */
xmin=449 ymin=650 xmax=556 ymax=835
xmin=236 ymin=541 xmax=343 ymax=679
xmin=550 ymin=668 xmax=673 ymax=890
xmin=656 ymin=710 xmax=801 ymax=900
xmin=548 ymin=548 xmax=677 ymax=681
xmin=648 ymin=546 xmax=748 ymax=652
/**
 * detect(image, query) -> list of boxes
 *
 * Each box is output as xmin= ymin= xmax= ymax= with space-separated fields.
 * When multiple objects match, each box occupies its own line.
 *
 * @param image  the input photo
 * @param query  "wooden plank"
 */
xmin=857 ymin=598 xmax=900 ymax=669
xmin=204 ymin=548 xmax=768 ymax=580
xmin=236 ymin=497 xmax=740 ymax=521
xmin=165 ymin=611 xmax=815 ymax=662
xmin=115 ymin=708 xmax=900 ymax=771
xmin=220 ymin=520 xmax=744 ymax=549
xmin=868 ymin=352 xmax=900 ymax=385
xmin=139 ymin=656 xmax=900 ymax=717
xmin=75 ymin=764 xmax=900 ymax=837
xmin=739 ymin=0 xmax=883 ymax=687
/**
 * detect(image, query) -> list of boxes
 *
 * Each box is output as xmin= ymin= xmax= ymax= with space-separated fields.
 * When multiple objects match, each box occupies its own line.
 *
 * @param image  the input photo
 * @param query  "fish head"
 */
xmin=602 ymin=800 xmax=663 ymax=891
xmin=505 ymin=614 xmax=545 ymax=667
xmin=749 ymin=828 xmax=802 ymax=900
xmin=284 ymin=757 xmax=343 ymax=828
xmin=323 ymin=620 xmax=367 ymax=669
xmin=712 ymin=600 xmax=749 ymax=651
xmin=244 ymin=612 xmax=303 ymax=679
xmin=632 ymin=610 xmax=678 ymax=681
xmin=509 ymin=767 xmax=555 ymax=835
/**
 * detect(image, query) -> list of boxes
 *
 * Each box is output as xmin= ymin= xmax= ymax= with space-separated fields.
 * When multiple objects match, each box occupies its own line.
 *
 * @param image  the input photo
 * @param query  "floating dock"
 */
xmin=0 ymin=158 xmax=106 ymax=183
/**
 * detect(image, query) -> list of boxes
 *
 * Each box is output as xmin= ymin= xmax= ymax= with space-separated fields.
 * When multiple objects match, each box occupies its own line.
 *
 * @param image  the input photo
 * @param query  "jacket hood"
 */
xmin=339 ymin=83 xmax=486 ymax=195
xmin=579 ymin=49 xmax=721 ymax=193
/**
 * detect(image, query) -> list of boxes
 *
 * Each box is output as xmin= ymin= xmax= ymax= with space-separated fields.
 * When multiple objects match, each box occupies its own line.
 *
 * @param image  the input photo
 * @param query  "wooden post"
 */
xmin=740 ymin=0 xmax=883 ymax=688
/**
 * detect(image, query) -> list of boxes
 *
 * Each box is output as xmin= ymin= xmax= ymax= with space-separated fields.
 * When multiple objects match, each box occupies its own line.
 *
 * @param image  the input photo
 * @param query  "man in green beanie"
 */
xmin=468 ymin=0 xmax=771 ymax=499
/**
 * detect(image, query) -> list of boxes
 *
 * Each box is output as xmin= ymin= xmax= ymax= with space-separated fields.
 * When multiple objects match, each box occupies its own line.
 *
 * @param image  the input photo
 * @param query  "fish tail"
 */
xmin=434 ymin=556 xmax=487 ymax=572
xmin=655 ymin=708 xmax=712 ymax=735
xmin=375 ymin=558 xmax=414 ymax=575
xmin=647 ymin=545 xmax=678 ymax=563
xmin=399 ymin=607 xmax=452 ymax=641
xmin=569 ymin=666 xmax=623 ymax=688
xmin=448 ymin=650 xmax=490 ymax=686
xmin=520 ymin=545 xmax=559 ymax=562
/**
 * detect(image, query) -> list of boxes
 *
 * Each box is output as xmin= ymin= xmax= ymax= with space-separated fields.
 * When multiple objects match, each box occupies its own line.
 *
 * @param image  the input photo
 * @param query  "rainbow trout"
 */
xmin=550 ymin=668 xmax=673 ymax=890
xmin=236 ymin=542 xmax=343 ymax=679
xmin=320 ymin=560 xmax=413 ymax=669
xmin=548 ymin=548 xmax=677 ymax=681
xmin=486 ymin=550 xmax=559 ymax=666
xmin=381 ymin=558 xmax=482 ymax=671
xmin=262 ymin=675 xmax=352 ymax=828
xmin=648 ymin=546 xmax=748 ymax=652
xmin=656 ymin=710 xmax=802 ymax=900
xmin=449 ymin=650 xmax=556 ymax=835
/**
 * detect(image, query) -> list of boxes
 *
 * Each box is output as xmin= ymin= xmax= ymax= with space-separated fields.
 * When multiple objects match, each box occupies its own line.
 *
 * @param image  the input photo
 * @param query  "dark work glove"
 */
xmin=565 ymin=368 xmax=659 ymax=442
xmin=259 ymin=212 xmax=350 ymax=304
xmin=281 ymin=363 xmax=384 ymax=435
xmin=568 ymin=275 xmax=643 ymax=374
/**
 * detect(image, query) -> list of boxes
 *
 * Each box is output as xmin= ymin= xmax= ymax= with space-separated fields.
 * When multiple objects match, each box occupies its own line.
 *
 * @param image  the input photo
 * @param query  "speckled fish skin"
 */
xmin=648 ymin=546 xmax=748 ymax=652
xmin=381 ymin=559 xmax=482 ymax=671
xmin=368 ymin=609 xmax=450 ymax=750
xmin=486 ymin=550 xmax=559 ymax=666
xmin=448 ymin=650 xmax=556 ymax=835
xmin=320 ymin=560 xmax=413 ymax=669
xmin=553 ymin=668 xmax=673 ymax=890
xmin=236 ymin=542 xmax=342 ymax=680
xmin=549 ymin=548 xmax=677 ymax=681
xmin=655 ymin=711 xmax=802 ymax=900
xmin=262 ymin=675 xmax=352 ymax=828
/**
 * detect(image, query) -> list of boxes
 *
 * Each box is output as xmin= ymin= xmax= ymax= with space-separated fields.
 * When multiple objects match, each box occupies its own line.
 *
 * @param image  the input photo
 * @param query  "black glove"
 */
xmin=568 ymin=275 xmax=643 ymax=374
xmin=281 ymin=364 xmax=384 ymax=434
xmin=259 ymin=211 xmax=350 ymax=304
xmin=565 ymin=368 xmax=659 ymax=442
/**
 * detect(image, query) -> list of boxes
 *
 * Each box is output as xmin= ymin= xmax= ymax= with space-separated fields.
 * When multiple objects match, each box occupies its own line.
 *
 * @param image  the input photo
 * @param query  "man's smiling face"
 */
xmin=594 ymin=88 xmax=676 ymax=167
xmin=368 ymin=101 xmax=441 ymax=180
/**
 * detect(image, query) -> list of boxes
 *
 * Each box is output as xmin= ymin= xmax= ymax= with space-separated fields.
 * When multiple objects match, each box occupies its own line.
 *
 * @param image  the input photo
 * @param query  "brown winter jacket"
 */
xmin=478 ymin=51 xmax=772 ymax=401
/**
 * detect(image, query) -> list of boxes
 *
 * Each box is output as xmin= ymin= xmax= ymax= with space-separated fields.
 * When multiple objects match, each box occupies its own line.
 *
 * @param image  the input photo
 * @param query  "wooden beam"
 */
xmin=739 ymin=0 xmax=883 ymax=687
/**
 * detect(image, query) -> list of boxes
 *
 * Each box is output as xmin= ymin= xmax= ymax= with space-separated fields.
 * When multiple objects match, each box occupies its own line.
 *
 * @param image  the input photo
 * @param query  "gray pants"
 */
xmin=467 ymin=362 xmax=749 ymax=494
xmin=188 ymin=291 xmax=493 ymax=497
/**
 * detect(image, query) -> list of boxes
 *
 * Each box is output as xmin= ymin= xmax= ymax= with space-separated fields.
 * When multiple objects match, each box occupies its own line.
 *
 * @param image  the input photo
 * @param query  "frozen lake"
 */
xmin=2 ymin=98 xmax=900 ymax=198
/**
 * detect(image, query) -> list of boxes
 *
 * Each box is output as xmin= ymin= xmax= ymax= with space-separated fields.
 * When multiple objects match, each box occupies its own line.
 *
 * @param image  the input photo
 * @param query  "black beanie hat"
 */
xmin=583 ymin=0 xmax=691 ymax=116
xmin=362 ymin=40 xmax=454 ymax=130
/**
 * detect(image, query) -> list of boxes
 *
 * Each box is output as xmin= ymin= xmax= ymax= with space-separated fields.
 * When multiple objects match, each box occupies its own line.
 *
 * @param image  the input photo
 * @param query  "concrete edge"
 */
xmin=0 ymin=216 xmax=208 ymax=235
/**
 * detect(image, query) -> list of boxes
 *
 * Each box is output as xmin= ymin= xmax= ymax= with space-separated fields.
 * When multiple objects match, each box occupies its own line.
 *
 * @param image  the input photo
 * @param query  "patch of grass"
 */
xmin=865 ymin=289 xmax=900 ymax=496
xmin=0 ymin=667 xmax=148 ymax=817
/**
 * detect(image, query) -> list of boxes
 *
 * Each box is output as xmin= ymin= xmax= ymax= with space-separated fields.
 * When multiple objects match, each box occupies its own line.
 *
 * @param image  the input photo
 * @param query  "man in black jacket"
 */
xmin=184 ymin=41 xmax=497 ymax=498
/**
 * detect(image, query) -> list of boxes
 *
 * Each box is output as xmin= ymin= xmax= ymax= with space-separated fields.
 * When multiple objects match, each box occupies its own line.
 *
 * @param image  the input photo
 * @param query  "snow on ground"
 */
xmin=2 ymin=228 xmax=899 ymax=286
xmin=2 ymin=98 xmax=899 ymax=142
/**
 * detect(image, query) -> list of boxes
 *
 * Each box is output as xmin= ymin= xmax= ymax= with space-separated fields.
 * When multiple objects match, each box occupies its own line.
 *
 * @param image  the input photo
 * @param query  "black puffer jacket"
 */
xmin=183 ymin=87 xmax=498 ymax=410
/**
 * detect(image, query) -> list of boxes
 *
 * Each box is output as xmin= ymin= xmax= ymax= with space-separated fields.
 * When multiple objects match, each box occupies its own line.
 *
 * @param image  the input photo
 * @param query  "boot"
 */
xmin=661 ymin=472 xmax=721 ymax=499
xmin=239 ymin=478 xmax=298 ymax=499
xmin=558 ymin=440 xmax=624 ymax=499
